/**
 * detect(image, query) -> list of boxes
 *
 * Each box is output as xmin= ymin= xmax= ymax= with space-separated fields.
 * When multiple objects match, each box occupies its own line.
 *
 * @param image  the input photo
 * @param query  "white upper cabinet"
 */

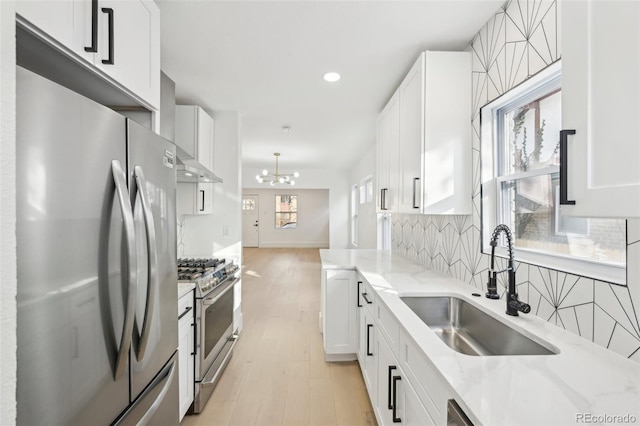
xmin=175 ymin=105 xmax=214 ymax=170
xmin=376 ymin=90 xmax=400 ymax=213
xmin=16 ymin=0 xmax=160 ymax=110
xmin=175 ymin=106 xmax=215 ymax=216
xmin=560 ymin=0 xmax=640 ymax=218
xmin=398 ymin=56 xmax=424 ymax=213
xmin=389 ymin=51 xmax=472 ymax=215
xmin=94 ymin=0 xmax=160 ymax=110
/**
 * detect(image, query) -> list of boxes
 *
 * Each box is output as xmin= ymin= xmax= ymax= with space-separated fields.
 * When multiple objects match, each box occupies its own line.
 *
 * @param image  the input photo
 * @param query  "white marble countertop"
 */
xmin=321 ymin=249 xmax=640 ymax=426
xmin=178 ymin=282 xmax=195 ymax=299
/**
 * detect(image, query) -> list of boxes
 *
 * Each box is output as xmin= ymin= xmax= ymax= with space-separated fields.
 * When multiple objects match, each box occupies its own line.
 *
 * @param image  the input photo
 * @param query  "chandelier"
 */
xmin=255 ymin=152 xmax=299 ymax=186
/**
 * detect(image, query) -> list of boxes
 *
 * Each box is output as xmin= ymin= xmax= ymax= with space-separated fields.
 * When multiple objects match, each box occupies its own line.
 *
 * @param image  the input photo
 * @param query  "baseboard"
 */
xmin=258 ymin=242 xmax=330 ymax=248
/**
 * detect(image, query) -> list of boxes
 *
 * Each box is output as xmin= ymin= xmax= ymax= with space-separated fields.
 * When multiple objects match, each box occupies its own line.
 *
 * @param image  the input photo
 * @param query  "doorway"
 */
xmin=242 ymin=194 xmax=259 ymax=247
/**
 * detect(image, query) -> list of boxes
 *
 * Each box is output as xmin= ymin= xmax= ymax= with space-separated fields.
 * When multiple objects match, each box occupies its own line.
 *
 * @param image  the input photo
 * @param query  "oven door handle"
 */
xmin=133 ymin=166 xmax=158 ymax=362
xmin=203 ymin=277 xmax=239 ymax=306
xmin=200 ymin=334 xmax=238 ymax=385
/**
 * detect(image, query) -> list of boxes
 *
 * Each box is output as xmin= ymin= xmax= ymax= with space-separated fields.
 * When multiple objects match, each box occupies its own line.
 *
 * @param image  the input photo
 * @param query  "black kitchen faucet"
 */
xmin=485 ymin=224 xmax=531 ymax=316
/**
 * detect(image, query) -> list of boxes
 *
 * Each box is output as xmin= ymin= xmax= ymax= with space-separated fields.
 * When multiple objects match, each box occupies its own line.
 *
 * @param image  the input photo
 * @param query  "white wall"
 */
xmin=243 ymin=168 xmax=349 ymax=248
xmin=243 ymin=188 xmax=329 ymax=248
xmin=349 ymin=144 xmax=377 ymax=249
xmin=0 ymin=2 xmax=17 ymax=423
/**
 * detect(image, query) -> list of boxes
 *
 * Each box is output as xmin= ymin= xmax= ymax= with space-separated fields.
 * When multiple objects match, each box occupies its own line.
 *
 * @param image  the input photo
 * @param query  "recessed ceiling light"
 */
xmin=323 ymin=72 xmax=341 ymax=82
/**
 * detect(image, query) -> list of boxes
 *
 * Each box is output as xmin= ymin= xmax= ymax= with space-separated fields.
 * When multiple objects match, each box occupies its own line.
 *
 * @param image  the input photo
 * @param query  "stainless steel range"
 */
xmin=178 ymin=258 xmax=240 ymax=414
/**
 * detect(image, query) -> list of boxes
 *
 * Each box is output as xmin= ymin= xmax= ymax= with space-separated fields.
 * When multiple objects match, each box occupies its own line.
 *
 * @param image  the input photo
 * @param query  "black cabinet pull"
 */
xmin=85 ymin=0 xmax=98 ymax=52
xmin=178 ymin=305 xmax=193 ymax=320
xmin=357 ymin=281 xmax=362 ymax=307
xmin=412 ymin=177 xmax=420 ymax=209
xmin=381 ymin=188 xmax=388 ymax=210
xmin=559 ymin=129 xmax=576 ymax=205
xmin=199 ymin=190 xmax=205 ymax=211
xmin=362 ymin=293 xmax=372 ymax=304
xmin=101 ymin=7 xmax=114 ymax=65
xmin=388 ymin=365 xmax=396 ymax=409
xmin=392 ymin=375 xmax=402 ymax=423
xmin=366 ymin=324 xmax=373 ymax=356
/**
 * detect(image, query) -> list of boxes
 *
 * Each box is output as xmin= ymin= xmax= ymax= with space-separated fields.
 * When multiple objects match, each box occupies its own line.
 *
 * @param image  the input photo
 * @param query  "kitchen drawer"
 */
xmin=178 ymin=290 xmax=194 ymax=323
xmin=399 ymin=330 xmax=448 ymax=424
xmin=376 ymin=301 xmax=399 ymax=354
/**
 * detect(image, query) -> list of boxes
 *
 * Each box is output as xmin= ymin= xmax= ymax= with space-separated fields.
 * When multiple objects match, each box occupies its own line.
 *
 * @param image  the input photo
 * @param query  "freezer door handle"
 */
xmin=111 ymin=160 xmax=137 ymax=380
xmin=113 ymin=355 xmax=178 ymax=426
xmin=132 ymin=166 xmax=158 ymax=362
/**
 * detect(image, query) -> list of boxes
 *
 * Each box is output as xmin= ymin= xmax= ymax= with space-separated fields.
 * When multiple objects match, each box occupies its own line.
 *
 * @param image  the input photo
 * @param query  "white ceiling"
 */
xmin=158 ymin=0 xmax=502 ymax=173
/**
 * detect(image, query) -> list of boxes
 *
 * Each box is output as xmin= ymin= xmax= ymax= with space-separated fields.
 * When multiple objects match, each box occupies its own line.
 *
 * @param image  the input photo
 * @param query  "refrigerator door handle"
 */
xmin=112 ymin=160 xmax=138 ymax=380
xmin=137 ymin=359 xmax=177 ymax=425
xmin=113 ymin=355 xmax=178 ymax=426
xmin=132 ymin=166 xmax=158 ymax=361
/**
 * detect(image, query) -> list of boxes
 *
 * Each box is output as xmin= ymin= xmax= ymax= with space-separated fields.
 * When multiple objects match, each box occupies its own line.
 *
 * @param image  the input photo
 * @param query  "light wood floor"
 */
xmin=182 ymin=248 xmax=376 ymax=426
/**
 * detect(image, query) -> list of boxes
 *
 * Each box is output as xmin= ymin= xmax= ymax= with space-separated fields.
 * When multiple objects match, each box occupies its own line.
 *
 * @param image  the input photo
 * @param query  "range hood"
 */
xmin=175 ymin=145 xmax=223 ymax=184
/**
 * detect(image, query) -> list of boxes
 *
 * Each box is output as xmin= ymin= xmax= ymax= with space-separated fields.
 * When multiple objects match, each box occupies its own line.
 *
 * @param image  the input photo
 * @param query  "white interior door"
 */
xmin=242 ymin=194 xmax=259 ymax=247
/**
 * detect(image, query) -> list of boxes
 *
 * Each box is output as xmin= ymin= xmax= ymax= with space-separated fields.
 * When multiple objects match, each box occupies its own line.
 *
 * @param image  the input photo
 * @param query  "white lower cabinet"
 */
xmin=178 ymin=290 xmax=194 ymax=421
xmin=376 ymin=332 xmax=434 ymax=426
xmin=358 ymin=302 xmax=377 ymax=399
xmin=321 ymin=269 xmax=358 ymax=360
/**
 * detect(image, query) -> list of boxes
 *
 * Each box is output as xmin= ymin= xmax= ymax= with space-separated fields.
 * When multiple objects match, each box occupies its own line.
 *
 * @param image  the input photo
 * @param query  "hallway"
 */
xmin=182 ymin=248 xmax=376 ymax=426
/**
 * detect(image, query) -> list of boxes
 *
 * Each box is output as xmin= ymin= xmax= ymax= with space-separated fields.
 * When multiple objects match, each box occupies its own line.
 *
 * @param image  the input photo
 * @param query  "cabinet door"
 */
xmin=362 ymin=309 xmax=378 ymax=401
xmin=400 ymin=377 xmax=436 ymax=426
xmin=561 ymin=0 xmax=640 ymax=218
xmin=95 ymin=0 xmax=160 ymax=109
xmin=16 ymin=0 xmax=95 ymax=64
xmin=376 ymin=102 xmax=390 ymax=212
xmin=323 ymin=270 xmax=357 ymax=357
xmin=398 ymin=54 xmax=425 ymax=214
xmin=377 ymin=91 xmax=401 ymax=213
xmin=376 ymin=334 xmax=398 ymax=426
xmin=179 ymin=315 xmax=193 ymax=420
xmin=422 ymin=52 xmax=472 ymax=215
xmin=197 ymin=183 xmax=214 ymax=215
xmin=197 ymin=107 xmax=215 ymax=171
xmin=387 ymin=92 xmax=400 ymax=213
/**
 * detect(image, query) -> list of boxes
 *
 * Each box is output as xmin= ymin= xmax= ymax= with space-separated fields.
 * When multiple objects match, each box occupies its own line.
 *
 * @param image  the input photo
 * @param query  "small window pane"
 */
xmin=242 ymin=198 xmax=256 ymax=211
xmin=500 ymin=175 xmax=625 ymax=264
xmin=275 ymin=195 xmax=297 ymax=229
xmin=503 ymin=90 xmax=562 ymax=174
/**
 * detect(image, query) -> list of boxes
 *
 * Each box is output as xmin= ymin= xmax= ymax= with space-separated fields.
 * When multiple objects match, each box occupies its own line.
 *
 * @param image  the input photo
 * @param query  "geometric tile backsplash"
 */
xmin=392 ymin=0 xmax=640 ymax=362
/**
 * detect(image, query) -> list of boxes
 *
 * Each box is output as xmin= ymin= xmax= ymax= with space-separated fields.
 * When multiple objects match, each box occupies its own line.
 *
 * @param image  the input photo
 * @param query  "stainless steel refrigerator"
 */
xmin=16 ymin=66 xmax=179 ymax=425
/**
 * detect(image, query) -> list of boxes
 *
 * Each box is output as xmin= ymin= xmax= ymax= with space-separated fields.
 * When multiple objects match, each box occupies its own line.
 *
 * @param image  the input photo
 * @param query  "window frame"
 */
xmin=480 ymin=61 xmax=626 ymax=284
xmin=351 ymin=184 xmax=358 ymax=246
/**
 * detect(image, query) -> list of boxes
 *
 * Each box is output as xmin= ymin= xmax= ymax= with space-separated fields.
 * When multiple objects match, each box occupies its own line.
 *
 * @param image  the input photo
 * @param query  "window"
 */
xmin=351 ymin=184 xmax=358 ymax=246
xmin=275 ymin=195 xmax=297 ymax=229
xmin=242 ymin=198 xmax=256 ymax=211
xmin=481 ymin=61 xmax=626 ymax=283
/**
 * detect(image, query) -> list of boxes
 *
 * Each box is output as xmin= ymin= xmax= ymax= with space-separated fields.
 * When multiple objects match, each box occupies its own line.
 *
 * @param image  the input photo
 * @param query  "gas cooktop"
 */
xmin=177 ymin=258 xmax=239 ymax=297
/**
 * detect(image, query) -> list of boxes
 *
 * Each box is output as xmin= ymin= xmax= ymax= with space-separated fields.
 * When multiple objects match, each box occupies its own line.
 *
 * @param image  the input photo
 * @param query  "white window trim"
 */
xmin=480 ymin=60 xmax=626 ymax=285
xmin=351 ymin=184 xmax=358 ymax=247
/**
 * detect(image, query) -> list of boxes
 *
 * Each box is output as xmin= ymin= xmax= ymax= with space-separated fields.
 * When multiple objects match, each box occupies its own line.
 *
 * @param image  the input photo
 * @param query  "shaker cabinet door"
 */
xmin=561 ymin=0 xmax=640 ymax=218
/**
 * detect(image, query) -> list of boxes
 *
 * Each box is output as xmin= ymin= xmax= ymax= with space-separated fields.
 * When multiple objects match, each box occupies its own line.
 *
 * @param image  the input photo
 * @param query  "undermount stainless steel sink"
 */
xmin=401 ymin=296 xmax=559 ymax=356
